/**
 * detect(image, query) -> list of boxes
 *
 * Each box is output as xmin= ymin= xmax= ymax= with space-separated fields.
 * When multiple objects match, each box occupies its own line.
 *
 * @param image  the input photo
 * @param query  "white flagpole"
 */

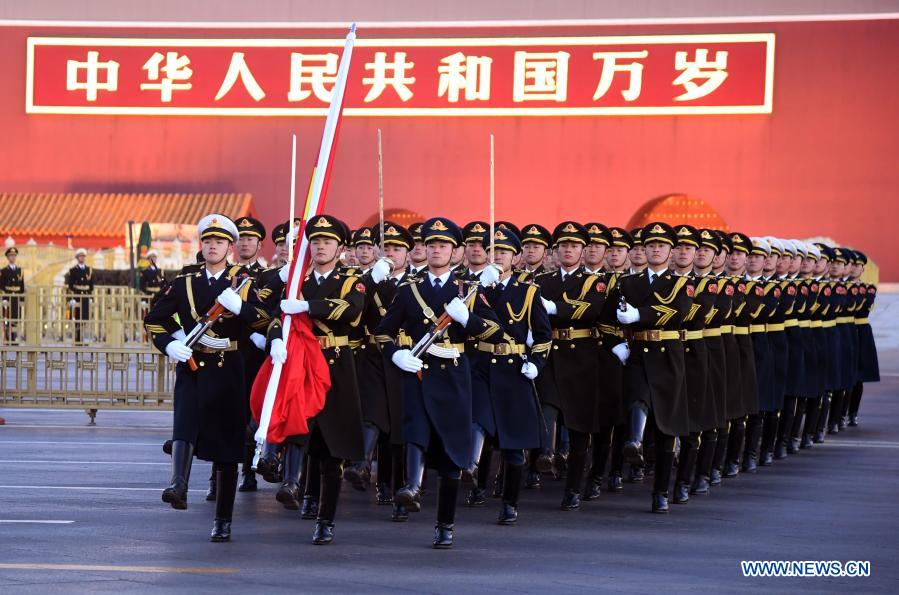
xmin=489 ymin=134 xmax=495 ymax=265
xmin=255 ymin=24 xmax=356 ymax=451
xmin=287 ymin=134 xmax=297 ymax=263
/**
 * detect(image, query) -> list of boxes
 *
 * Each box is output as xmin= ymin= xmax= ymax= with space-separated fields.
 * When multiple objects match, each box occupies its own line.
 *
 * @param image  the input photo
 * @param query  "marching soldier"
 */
xmin=758 ymin=238 xmax=796 ymax=464
xmin=351 ymin=227 xmax=378 ymax=272
xmin=459 ymin=220 xmax=504 ymax=506
xmin=517 ymin=224 xmax=552 ymax=280
xmin=600 ymin=227 xmax=638 ymax=487
xmin=144 ymin=214 xmax=272 ymax=542
xmin=342 ymin=223 xmax=415 ymax=515
xmin=2 ymin=246 xmax=25 ymax=342
xmin=376 ymin=217 xmax=504 ymax=548
xmin=691 ymin=230 xmax=733 ymax=494
xmin=668 ymin=225 xmax=717 ymax=504
xmin=468 ymin=228 xmax=553 ymax=524
xmin=848 ymin=250 xmax=879 ymax=426
xmin=722 ymin=233 xmax=763 ymax=478
xmin=408 ymin=222 xmax=428 ymax=276
xmin=628 ymin=228 xmax=647 ymax=273
xmin=272 ymin=215 xmax=367 ymax=545
xmin=533 ymin=222 xmax=610 ymax=509
xmin=67 ymin=248 xmax=94 ymax=344
xmin=615 ymin=222 xmax=694 ymax=513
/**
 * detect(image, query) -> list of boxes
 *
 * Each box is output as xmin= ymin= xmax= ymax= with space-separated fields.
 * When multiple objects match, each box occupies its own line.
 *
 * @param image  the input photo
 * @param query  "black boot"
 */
xmin=205 ymin=463 xmax=217 ymax=501
xmin=492 ymin=459 xmax=505 ymax=498
xmin=394 ymin=444 xmax=425 ymax=513
xmin=255 ymin=441 xmax=282 ymax=484
xmin=210 ymin=463 xmax=237 ymax=542
xmin=562 ymin=447 xmax=587 ymax=509
xmin=238 ymin=442 xmax=258 ymax=492
xmin=652 ymin=492 xmax=669 ymax=513
xmin=673 ymin=482 xmax=690 ymax=504
xmin=627 ymin=465 xmax=645 ymax=483
xmin=607 ymin=473 xmax=623 ymax=492
xmin=535 ymin=408 xmax=558 ymax=474
xmin=433 ymin=476 xmax=460 ymax=549
xmin=312 ymin=520 xmax=334 ymax=545
xmin=465 ymin=486 xmax=487 ymax=507
xmin=300 ymin=455 xmax=320 ymax=520
xmin=313 ymin=460 xmax=342 ymax=545
xmin=525 ymin=468 xmax=542 ymax=489
xmin=161 ymin=440 xmax=193 ymax=510
xmin=276 ymin=444 xmax=303 ymax=510
xmin=162 ymin=439 xmax=173 ymax=455
xmin=462 ymin=425 xmax=486 ymax=485
xmin=344 ymin=424 xmax=379 ymax=491
xmin=742 ymin=414 xmax=762 ymax=473
xmin=498 ymin=463 xmax=523 ymax=525
xmin=623 ymin=403 xmax=648 ymax=466
xmin=375 ymin=440 xmax=393 ymax=505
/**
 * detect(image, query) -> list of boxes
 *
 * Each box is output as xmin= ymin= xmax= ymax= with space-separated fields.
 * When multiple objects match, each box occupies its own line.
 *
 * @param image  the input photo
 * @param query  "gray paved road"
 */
xmin=1 ymin=353 xmax=897 ymax=593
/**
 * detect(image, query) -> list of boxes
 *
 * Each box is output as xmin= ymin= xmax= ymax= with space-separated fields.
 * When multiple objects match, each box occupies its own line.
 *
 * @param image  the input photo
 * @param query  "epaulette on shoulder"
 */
xmin=228 ymin=264 xmax=246 ymax=277
xmin=535 ymin=270 xmax=554 ymax=278
xmin=399 ymin=276 xmax=422 ymax=287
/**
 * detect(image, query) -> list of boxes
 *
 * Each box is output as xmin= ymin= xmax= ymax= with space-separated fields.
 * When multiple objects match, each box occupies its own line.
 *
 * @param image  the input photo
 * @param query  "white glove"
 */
xmin=217 ymin=287 xmax=242 ymax=315
xmin=68 ymin=299 xmax=77 ymax=307
xmin=391 ymin=349 xmax=423 ymax=373
xmin=478 ymin=264 xmax=502 ymax=287
xmin=280 ymin=298 xmax=309 ymax=314
xmin=541 ymin=297 xmax=557 ymax=316
xmin=521 ymin=362 xmax=538 ymax=380
xmin=612 ymin=342 xmax=630 ymax=365
xmin=140 ymin=300 xmax=148 ymax=308
xmin=270 ymin=338 xmax=287 ymax=364
xmin=526 ymin=329 xmax=534 ymax=348
xmin=250 ymin=332 xmax=267 ymax=351
xmin=370 ymin=258 xmax=392 ymax=284
xmin=287 ymin=226 xmax=299 ymax=243
xmin=616 ymin=302 xmax=640 ymax=325
xmin=445 ymin=297 xmax=470 ymax=327
xmin=279 ymin=264 xmax=290 ymax=283
xmin=172 ymin=329 xmax=187 ymax=341
xmin=165 ymin=340 xmax=193 ymax=363
xmin=1 ymin=299 xmax=8 ymax=307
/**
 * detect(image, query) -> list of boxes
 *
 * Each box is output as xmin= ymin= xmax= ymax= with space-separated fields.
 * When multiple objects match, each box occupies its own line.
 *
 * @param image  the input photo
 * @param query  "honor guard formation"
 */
xmin=144 ymin=214 xmax=880 ymax=549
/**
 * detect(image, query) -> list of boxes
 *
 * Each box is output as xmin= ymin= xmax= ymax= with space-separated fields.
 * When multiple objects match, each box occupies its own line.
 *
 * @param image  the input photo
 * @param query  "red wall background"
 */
xmin=2 ymin=20 xmax=898 ymax=277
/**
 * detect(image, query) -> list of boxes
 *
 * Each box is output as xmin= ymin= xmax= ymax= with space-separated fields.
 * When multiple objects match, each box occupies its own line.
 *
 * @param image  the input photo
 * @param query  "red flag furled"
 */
xmin=251 ymin=24 xmax=356 ymax=446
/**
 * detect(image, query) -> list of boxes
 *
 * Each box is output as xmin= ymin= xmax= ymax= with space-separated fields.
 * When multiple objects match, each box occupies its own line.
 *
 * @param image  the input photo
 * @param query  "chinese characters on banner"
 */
xmin=28 ymin=34 xmax=774 ymax=116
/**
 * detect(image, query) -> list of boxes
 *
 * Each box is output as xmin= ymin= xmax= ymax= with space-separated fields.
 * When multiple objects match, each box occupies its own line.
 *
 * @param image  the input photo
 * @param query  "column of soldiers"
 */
xmin=144 ymin=213 xmax=881 ymax=547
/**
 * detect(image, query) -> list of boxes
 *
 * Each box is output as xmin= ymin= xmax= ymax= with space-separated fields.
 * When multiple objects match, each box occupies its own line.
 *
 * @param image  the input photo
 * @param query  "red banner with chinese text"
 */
xmin=27 ymin=33 xmax=773 ymax=116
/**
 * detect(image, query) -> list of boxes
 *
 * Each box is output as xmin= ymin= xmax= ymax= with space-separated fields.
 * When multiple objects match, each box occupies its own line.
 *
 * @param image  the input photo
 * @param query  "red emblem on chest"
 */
xmin=686 ymin=285 xmax=695 ymax=297
xmin=708 ymin=283 xmax=718 ymax=294
xmin=355 ymin=282 xmax=366 ymax=294
xmin=801 ymin=286 xmax=808 ymax=295
xmin=773 ymin=288 xmax=781 ymax=298
xmin=860 ymin=286 xmax=867 ymax=294
xmin=824 ymin=287 xmax=832 ymax=296
xmin=754 ymin=286 xmax=764 ymax=297
xmin=725 ymin=285 xmax=734 ymax=296
xmin=811 ymin=283 xmax=819 ymax=292
xmin=737 ymin=283 xmax=746 ymax=293
xmin=787 ymin=286 xmax=796 ymax=296
xmin=596 ymin=282 xmax=606 ymax=293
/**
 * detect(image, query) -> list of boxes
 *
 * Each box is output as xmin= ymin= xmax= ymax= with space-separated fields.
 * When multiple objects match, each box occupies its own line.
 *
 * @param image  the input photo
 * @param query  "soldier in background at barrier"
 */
xmin=67 ymin=248 xmax=94 ymax=345
xmin=1 ymin=246 xmax=25 ymax=342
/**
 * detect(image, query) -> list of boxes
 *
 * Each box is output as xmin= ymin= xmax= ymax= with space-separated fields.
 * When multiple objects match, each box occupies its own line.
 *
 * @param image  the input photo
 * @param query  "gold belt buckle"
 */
xmin=557 ymin=329 xmax=571 ymax=340
xmin=495 ymin=343 xmax=509 ymax=355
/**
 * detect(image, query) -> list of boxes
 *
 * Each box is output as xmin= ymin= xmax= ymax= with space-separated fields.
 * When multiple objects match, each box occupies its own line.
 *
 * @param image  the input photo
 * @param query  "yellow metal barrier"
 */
xmin=0 ymin=346 xmax=174 ymax=412
xmin=1 ymin=286 xmax=154 ymax=346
